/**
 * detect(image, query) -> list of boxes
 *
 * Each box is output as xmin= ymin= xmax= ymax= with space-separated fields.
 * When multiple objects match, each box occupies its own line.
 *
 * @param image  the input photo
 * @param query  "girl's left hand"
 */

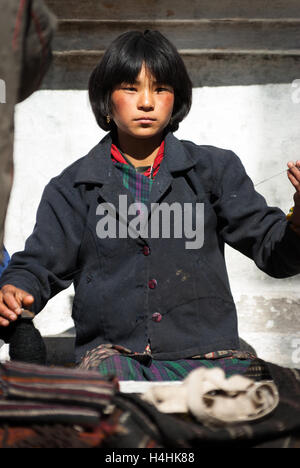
xmin=287 ymin=160 xmax=300 ymax=235
xmin=287 ymin=160 xmax=300 ymax=206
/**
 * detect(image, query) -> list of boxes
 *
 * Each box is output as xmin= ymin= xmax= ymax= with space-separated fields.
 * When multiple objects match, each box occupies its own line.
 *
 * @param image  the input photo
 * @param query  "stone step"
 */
xmin=42 ymin=49 xmax=300 ymax=88
xmin=45 ymin=0 xmax=300 ymax=20
xmin=42 ymin=1 xmax=300 ymax=88
xmin=52 ymin=18 xmax=300 ymax=51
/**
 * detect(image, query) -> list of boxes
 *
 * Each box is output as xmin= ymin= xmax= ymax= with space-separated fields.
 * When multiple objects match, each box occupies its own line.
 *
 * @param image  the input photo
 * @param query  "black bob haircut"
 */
xmin=88 ymin=30 xmax=193 ymax=132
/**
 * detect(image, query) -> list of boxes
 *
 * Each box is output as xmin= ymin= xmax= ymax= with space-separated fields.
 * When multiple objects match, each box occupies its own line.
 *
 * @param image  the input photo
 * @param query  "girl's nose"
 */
xmin=137 ymin=90 xmax=154 ymax=110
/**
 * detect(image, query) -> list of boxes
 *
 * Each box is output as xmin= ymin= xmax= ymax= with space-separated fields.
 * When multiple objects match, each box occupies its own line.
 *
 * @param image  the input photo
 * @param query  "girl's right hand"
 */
xmin=0 ymin=285 xmax=34 ymax=326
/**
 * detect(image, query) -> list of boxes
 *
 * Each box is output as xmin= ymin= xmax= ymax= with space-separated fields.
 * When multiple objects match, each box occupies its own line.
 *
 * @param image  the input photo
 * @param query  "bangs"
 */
xmin=104 ymin=33 xmax=177 ymax=89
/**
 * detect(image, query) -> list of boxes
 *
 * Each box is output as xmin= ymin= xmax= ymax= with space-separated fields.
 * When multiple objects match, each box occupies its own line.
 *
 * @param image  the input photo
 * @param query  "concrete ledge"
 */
xmin=43 ymin=328 xmax=76 ymax=366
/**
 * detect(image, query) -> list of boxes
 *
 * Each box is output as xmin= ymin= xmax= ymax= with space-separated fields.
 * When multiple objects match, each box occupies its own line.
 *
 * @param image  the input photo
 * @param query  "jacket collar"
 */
xmin=74 ymin=130 xmax=198 ymax=186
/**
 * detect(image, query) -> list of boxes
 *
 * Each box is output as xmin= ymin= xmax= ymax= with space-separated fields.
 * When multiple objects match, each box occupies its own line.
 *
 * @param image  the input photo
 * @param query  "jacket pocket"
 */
xmin=193 ymin=253 xmax=233 ymax=301
xmin=72 ymin=272 xmax=108 ymax=344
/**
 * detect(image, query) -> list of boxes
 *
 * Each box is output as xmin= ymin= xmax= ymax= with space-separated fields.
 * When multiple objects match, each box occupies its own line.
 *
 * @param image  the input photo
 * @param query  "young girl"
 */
xmin=0 ymin=30 xmax=300 ymax=381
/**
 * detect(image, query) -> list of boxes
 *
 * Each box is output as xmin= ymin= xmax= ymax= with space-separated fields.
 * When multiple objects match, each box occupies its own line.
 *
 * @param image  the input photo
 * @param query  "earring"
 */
xmin=106 ymin=115 xmax=111 ymax=124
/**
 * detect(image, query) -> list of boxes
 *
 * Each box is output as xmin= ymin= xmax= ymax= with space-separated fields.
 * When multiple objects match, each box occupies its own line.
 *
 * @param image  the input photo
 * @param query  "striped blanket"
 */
xmin=0 ymin=360 xmax=118 ymax=426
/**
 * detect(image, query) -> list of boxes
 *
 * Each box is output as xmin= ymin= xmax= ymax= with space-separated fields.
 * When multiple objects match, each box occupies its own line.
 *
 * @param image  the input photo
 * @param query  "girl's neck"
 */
xmin=115 ymin=129 xmax=164 ymax=168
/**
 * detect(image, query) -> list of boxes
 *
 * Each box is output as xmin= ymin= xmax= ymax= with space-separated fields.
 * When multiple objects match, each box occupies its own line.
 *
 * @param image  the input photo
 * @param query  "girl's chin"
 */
xmin=123 ymin=126 xmax=167 ymax=139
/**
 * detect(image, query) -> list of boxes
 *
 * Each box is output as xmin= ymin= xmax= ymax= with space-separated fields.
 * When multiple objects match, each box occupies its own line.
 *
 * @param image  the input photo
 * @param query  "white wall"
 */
xmin=2 ymin=84 xmax=300 ymax=365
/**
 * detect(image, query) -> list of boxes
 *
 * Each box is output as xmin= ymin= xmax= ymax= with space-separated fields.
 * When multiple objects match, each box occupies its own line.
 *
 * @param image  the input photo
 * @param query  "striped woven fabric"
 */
xmin=0 ymin=360 xmax=119 ymax=407
xmin=93 ymin=355 xmax=258 ymax=382
xmin=0 ymin=360 xmax=119 ymax=425
xmin=111 ymin=140 xmax=164 ymax=181
xmin=111 ymin=140 xmax=164 ymax=206
xmin=114 ymin=162 xmax=153 ymax=205
xmin=79 ymin=343 xmax=263 ymax=382
xmin=0 ymin=400 xmax=100 ymax=426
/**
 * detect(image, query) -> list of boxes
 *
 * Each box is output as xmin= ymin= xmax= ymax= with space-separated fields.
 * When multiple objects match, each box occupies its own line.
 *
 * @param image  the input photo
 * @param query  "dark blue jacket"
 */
xmin=1 ymin=131 xmax=300 ymax=362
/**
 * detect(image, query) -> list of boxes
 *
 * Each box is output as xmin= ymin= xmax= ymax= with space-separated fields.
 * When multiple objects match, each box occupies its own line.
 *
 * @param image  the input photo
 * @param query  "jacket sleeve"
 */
xmin=212 ymin=149 xmax=300 ymax=278
xmin=0 ymin=177 xmax=87 ymax=313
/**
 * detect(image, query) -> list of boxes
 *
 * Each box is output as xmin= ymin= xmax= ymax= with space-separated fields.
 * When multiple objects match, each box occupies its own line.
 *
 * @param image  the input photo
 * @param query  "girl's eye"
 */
xmin=123 ymin=86 xmax=136 ymax=91
xmin=156 ymin=87 xmax=172 ymax=93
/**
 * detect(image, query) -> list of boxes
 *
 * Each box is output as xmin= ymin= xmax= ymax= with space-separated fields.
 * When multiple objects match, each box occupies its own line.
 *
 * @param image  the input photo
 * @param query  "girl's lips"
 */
xmin=135 ymin=118 xmax=156 ymax=123
xmin=135 ymin=117 xmax=156 ymax=121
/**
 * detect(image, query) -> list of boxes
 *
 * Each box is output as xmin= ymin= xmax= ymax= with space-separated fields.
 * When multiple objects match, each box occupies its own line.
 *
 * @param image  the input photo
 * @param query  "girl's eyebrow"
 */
xmin=117 ymin=80 xmax=173 ymax=91
xmin=121 ymin=79 xmax=170 ymax=86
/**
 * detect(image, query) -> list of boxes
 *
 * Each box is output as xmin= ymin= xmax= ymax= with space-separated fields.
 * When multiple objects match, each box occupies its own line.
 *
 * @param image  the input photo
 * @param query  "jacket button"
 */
xmin=143 ymin=246 xmax=150 ymax=256
xmin=152 ymin=312 xmax=162 ymax=322
xmin=148 ymin=279 xmax=157 ymax=289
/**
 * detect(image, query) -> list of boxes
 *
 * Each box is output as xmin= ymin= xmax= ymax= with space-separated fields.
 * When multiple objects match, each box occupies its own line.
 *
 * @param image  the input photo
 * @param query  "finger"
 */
xmin=0 ymin=300 xmax=20 ymax=323
xmin=1 ymin=289 xmax=23 ymax=314
xmin=287 ymin=170 xmax=300 ymax=192
xmin=0 ymin=293 xmax=34 ymax=326
xmin=14 ymin=291 xmax=34 ymax=312
xmin=288 ymin=162 xmax=300 ymax=175
xmin=20 ymin=294 xmax=35 ymax=306
xmin=0 ymin=317 xmax=10 ymax=327
xmin=0 ymin=288 xmax=35 ymax=326
xmin=1 ymin=287 xmax=34 ymax=315
xmin=0 ymin=296 xmax=11 ymax=326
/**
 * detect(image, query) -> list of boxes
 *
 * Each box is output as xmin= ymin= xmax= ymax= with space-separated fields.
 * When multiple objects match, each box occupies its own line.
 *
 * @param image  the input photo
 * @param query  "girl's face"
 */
xmin=110 ymin=64 xmax=174 ymax=141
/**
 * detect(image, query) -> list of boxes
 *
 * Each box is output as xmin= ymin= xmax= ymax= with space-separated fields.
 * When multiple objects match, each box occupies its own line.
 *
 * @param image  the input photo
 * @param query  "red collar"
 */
xmin=111 ymin=140 xmax=165 ymax=179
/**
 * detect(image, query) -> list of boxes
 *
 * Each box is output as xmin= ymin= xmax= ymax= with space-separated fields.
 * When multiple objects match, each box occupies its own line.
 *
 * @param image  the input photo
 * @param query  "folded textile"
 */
xmin=0 ymin=399 xmax=100 ymax=426
xmin=79 ymin=343 xmax=153 ymax=368
xmin=0 ymin=423 xmax=103 ymax=448
xmin=0 ymin=360 xmax=119 ymax=425
xmin=142 ymin=367 xmax=279 ymax=426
